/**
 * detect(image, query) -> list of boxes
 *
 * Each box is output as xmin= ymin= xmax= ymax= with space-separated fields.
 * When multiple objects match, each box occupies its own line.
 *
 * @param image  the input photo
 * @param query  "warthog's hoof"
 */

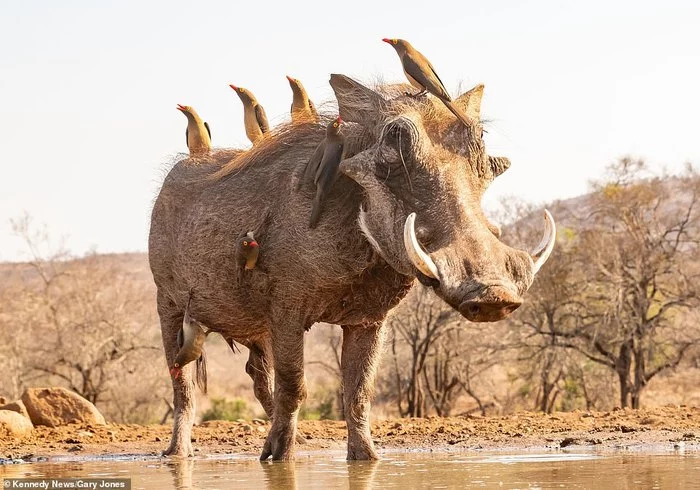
xmin=260 ymin=422 xmax=296 ymax=461
xmin=347 ymin=436 xmax=379 ymax=461
xmin=161 ymin=440 xmax=194 ymax=458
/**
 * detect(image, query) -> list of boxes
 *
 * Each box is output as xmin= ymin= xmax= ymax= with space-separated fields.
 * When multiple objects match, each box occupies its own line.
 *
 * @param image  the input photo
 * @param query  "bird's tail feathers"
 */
xmin=309 ymin=197 xmax=324 ymax=228
xmin=441 ymin=99 xmax=472 ymax=127
xmin=196 ymin=349 xmax=208 ymax=394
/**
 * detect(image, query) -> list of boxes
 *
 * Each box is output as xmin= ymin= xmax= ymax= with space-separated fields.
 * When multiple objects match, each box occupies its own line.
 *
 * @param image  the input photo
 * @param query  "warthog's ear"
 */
xmin=329 ymin=74 xmax=385 ymax=129
xmin=454 ymin=84 xmax=484 ymax=121
xmin=489 ymin=156 xmax=511 ymax=178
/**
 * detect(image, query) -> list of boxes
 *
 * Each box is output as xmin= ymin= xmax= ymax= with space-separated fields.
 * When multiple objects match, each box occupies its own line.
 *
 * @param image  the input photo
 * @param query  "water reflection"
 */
xmin=261 ymin=461 xmax=297 ymax=489
xmin=2 ymin=451 xmax=699 ymax=489
xmin=166 ymin=458 xmax=195 ymax=490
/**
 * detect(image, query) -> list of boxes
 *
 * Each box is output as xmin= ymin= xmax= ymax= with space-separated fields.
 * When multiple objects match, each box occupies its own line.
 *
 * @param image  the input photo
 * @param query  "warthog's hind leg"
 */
xmin=245 ymin=339 xmax=306 ymax=445
xmin=341 ymin=322 xmax=384 ymax=460
xmin=158 ymin=290 xmax=196 ymax=457
xmin=260 ymin=320 xmax=307 ymax=461
xmin=245 ymin=340 xmax=275 ymax=418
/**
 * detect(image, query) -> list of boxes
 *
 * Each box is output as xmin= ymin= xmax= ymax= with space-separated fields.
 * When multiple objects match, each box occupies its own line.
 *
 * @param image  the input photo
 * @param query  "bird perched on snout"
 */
xmin=307 ymin=117 xmax=345 ymax=228
xmin=230 ymin=85 xmax=270 ymax=145
xmin=236 ymin=231 xmax=260 ymax=284
xmin=170 ymin=295 xmax=207 ymax=382
xmin=382 ymin=38 xmax=471 ymax=126
xmin=176 ymin=104 xmax=211 ymax=156
xmin=287 ymin=76 xmax=318 ymax=123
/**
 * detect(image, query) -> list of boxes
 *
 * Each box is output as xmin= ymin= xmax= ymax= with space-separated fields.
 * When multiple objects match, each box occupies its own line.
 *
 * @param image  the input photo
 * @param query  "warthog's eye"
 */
xmin=416 ymin=226 xmax=432 ymax=246
xmin=383 ymin=120 xmax=415 ymax=160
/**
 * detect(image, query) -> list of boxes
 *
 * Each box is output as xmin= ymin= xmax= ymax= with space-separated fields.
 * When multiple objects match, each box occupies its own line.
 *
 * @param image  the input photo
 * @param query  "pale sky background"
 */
xmin=0 ymin=0 xmax=698 ymax=262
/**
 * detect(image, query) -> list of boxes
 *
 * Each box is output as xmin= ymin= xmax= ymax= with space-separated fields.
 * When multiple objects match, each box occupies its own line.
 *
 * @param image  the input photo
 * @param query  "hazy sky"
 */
xmin=1 ymin=0 xmax=698 ymax=261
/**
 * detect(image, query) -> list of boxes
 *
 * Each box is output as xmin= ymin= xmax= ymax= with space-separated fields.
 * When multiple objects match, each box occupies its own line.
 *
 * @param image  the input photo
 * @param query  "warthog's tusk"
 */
xmin=403 ymin=213 xmax=439 ymax=280
xmin=530 ymin=209 xmax=556 ymax=274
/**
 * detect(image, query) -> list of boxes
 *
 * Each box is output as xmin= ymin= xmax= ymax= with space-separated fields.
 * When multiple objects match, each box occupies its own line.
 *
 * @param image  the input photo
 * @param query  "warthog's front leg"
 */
xmin=341 ymin=322 xmax=384 ymax=460
xmin=157 ymin=291 xmax=196 ymax=457
xmin=260 ymin=321 xmax=307 ymax=461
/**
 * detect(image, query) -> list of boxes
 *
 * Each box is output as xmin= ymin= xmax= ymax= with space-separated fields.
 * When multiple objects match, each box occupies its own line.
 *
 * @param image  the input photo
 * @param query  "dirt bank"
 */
xmin=2 ymin=406 xmax=698 ymax=461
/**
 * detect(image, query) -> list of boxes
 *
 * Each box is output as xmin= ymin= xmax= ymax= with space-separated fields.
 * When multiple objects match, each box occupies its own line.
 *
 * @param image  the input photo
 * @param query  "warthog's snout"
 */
xmin=458 ymin=285 xmax=523 ymax=322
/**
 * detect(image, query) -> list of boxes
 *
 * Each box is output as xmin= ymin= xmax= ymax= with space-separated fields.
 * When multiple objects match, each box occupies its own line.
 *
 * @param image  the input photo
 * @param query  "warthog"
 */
xmin=148 ymin=75 xmax=555 ymax=460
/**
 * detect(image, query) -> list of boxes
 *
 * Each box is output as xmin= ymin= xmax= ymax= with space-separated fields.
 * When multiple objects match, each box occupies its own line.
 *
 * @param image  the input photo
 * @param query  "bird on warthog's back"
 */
xmin=230 ymin=85 xmax=270 ymax=145
xmin=287 ymin=76 xmax=318 ymax=123
xmin=382 ymin=38 xmax=472 ymax=126
xmin=176 ymin=104 xmax=211 ymax=156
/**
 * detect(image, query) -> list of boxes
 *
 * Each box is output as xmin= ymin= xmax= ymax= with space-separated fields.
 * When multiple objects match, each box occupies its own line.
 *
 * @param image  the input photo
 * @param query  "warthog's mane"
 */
xmin=211 ymin=82 xmax=471 ymax=181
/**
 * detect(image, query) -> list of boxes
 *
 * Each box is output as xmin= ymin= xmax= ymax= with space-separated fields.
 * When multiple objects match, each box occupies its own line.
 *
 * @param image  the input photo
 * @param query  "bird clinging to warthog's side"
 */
xmin=382 ymin=38 xmax=472 ymax=127
xmin=235 ymin=231 xmax=260 ymax=284
xmin=230 ymin=85 xmax=270 ymax=145
xmin=170 ymin=293 xmax=208 ymax=391
xmin=303 ymin=116 xmax=346 ymax=228
xmin=176 ymin=104 xmax=211 ymax=156
xmin=287 ymin=75 xmax=318 ymax=123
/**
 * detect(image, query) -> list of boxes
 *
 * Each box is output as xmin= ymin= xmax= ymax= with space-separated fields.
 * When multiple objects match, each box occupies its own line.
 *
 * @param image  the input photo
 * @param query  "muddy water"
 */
xmin=1 ymin=451 xmax=699 ymax=489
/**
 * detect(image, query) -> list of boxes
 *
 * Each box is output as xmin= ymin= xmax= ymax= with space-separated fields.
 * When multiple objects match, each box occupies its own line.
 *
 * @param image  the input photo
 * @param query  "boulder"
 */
xmin=0 ymin=400 xmax=30 ymax=419
xmin=0 ymin=410 xmax=34 ymax=439
xmin=21 ymin=387 xmax=106 ymax=427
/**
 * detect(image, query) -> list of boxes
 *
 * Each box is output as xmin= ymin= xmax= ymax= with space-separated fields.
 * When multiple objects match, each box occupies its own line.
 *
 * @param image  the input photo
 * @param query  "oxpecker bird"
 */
xmin=307 ymin=117 xmax=345 ymax=228
xmin=286 ymin=76 xmax=318 ymax=122
xmin=170 ymin=294 xmax=208 ymax=386
xmin=382 ymin=38 xmax=471 ymax=126
xmin=176 ymin=104 xmax=211 ymax=156
xmin=236 ymin=231 xmax=260 ymax=284
xmin=230 ymin=85 xmax=270 ymax=145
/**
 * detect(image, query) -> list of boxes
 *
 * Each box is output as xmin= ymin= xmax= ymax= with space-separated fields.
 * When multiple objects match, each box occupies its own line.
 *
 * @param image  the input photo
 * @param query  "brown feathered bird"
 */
xmin=170 ymin=294 xmax=208 ymax=392
xmin=229 ymin=85 xmax=270 ymax=144
xmin=287 ymin=76 xmax=318 ymax=122
xmin=176 ymin=104 xmax=211 ymax=156
xmin=236 ymin=231 xmax=260 ymax=284
xmin=307 ymin=117 xmax=345 ymax=228
xmin=382 ymin=38 xmax=471 ymax=126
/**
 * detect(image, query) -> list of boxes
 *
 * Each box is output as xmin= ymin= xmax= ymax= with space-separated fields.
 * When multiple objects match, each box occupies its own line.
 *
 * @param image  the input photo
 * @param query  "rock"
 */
xmin=0 ymin=400 xmax=30 ymax=419
xmin=21 ymin=387 xmax=106 ymax=427
xmin=0 ymin=410 xmax=34 ymax=439
xmin=559 ymin=437 xmax=577 ymax=448
xmin=0 ymin=396 xmax=7 ymax=405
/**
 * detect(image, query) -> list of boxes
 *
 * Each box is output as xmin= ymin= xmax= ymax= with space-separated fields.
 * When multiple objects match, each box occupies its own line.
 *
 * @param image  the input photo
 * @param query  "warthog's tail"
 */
xmin=196 ymin=349 xmax=208 ymax=394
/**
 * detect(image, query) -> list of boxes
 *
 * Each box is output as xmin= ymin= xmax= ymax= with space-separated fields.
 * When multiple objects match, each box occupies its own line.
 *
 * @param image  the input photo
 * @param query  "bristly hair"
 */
xmin=210 ymin=81 xmax=477 ymax=181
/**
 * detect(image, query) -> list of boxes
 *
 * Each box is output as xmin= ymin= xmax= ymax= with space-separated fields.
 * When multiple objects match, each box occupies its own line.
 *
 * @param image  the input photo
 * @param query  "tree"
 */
xmin=507 ymin=159 xmax=700 ymax=409
xmin=1 ymin=215 xmax=166 ymax=420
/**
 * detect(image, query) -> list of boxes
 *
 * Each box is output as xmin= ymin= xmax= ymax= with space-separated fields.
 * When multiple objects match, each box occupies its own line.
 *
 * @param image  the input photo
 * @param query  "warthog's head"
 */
xmin=330 ymin=75 xmax=555 ymax=322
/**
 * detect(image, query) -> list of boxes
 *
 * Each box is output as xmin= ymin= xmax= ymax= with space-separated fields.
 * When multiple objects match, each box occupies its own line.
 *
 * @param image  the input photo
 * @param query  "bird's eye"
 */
xmin=393 ymin=39 xmax=398 ymax=44
xmin=243 ymin=241 xmax=248 ymax=246
xmin=333 ymin=123 xmax=338 ymax=127
xmin=239 ymin=87 xmax=244 ymax=92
